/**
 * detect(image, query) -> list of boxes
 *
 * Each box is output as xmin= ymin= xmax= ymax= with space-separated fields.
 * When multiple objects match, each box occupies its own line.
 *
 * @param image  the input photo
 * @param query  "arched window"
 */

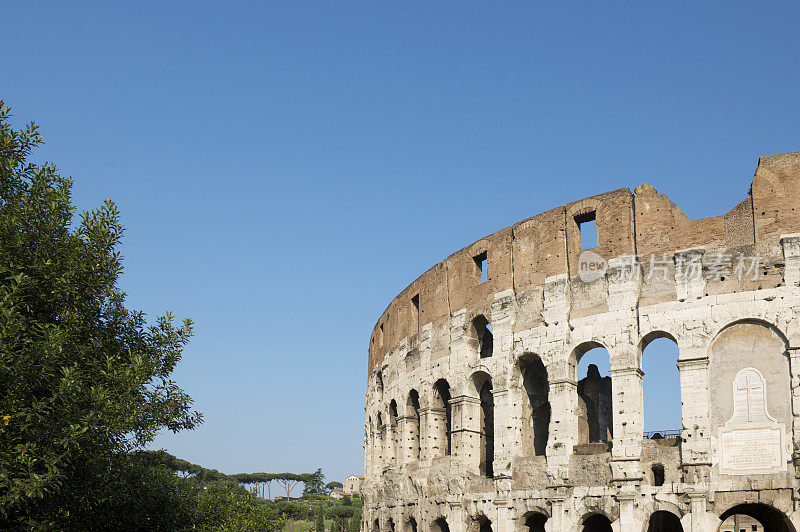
xmin=524 ymin=513 xmax=548 ymax=532
xmin=432 ymin=518 xmax=450 ymax=532
xmin=581 ymin=514 xmax=612 ymax=532
xmin=375 ymin=371 xmax=384 ymax=401
xmin=574 ymin=344 xmax=612 ymax=444
xmin=641 ymin=333 xmax=681 ymax=438
xmin=477 ymin=515 xmax=493 ymax=532
xmin=719 ymin=503 xmax=795 ymax=532
xmin=433 ymin=379 xmax=452 ymax=456
xmin=388 ymin=400 xmax=399 ymax=465
xmin=473 ymin=315 xmax=493 ymax=358
xmin=519 ymin=354 xmax=550 ymax=456
xmin=407 ymin=390 xmax=421 ymax=461
xmin=473 ymin=372 xmax=494 ymax=477
xmin=406 ymin=517 xmax=417 ymax=532
xmin=651 ymin=463 xmax=665 ymax=487
xmin=646 ymin=510 xmax=682 ymax=531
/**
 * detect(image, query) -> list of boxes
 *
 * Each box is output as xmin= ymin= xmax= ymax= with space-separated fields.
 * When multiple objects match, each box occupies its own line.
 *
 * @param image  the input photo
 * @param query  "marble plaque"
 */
xmin=719 ymin=425 xmax=785 ymax=475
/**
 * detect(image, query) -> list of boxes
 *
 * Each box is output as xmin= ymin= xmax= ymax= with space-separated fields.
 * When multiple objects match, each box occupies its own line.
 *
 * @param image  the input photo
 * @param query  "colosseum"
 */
xmin=362 ymin=151 xmax=800 ymax=532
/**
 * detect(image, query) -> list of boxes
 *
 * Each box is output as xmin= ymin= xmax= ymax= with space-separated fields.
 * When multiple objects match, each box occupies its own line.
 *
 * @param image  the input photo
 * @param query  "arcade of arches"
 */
xmin=362 ymin=154 xmax=800 ymax=532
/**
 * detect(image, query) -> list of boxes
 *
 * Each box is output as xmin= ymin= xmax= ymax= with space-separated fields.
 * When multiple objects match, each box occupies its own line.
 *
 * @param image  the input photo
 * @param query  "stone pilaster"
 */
xmin=546 ymin=375 xmax=577 ymax=481
xmin=451 ymin=395 xmax=482 ymax=475
xmin=788 ymin=346 xmax=800 ymax=455
xmin=491 ymin=387 xmax=511 ymax=478
xmin=781 ymin=234 xmax=800 ymax=287
xmin=676 ymin=350 xmax=712 ymax=475
xmin=674 ymin=248 xmax=706 ymax=301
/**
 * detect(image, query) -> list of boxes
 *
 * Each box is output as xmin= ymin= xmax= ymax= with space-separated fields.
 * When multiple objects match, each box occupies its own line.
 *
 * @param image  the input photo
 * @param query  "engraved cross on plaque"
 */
xmin=737 ymin=373 xmax=763 ymax=421
xmin=731 ymin=368 xmax=769 ymax=424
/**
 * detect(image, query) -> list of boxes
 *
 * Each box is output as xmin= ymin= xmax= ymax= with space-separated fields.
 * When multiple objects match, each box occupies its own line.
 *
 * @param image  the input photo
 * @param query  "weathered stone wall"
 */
xmin=363 ymin=152 xmax=800 ymax=532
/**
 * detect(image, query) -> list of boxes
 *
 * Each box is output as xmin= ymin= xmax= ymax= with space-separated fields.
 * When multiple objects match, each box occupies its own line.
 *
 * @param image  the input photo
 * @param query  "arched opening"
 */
xmin=376 ymin=412 xmax=385 ymax=467
xmin=474 ymin=372 xmax=494 ymax=477
xmin=373 ymin=518 xmax=380 ymax=532
xmin=389 ymin=518 xmax=396 ymax=532
xmin=523 ymin=512 xmax=548 ymax=532
xmin=406 ymin=517 xmax=417 ymax=532
xmin=519 ymin=354 xmax=550 ymax=456
xmin=473 ymin=315 xmax=494 ymax=358
xmin=647 ymin=511 xmax=683 ymax=532
xmin=651 ymin=463 xmax=665 ymax=486
xmin=581 ymin=513 xmax=612 ymax=532
xmin=477 ymin=515 xmax=493 ymax=532
xmin=719 ymin=503 xmax=796 ymax=532
xmin=376 ymin=371 xmax=384 ymax=400
xmin=388 ymin=400 xmax=399 ymax=465
xmin=433 ymin=379 xmax=452 ymax=456
xmin=574 ymin=344 xmax=612 ymax=445
xmin=641 ymin=333 xmax=681 ymax=438
xmin=432 ymin=517 xmax=451 ymax=532
xmin=709 ymin=321 xmax=790 ymax=441
xmin=406 ymin=390 xmax=421 ymax=461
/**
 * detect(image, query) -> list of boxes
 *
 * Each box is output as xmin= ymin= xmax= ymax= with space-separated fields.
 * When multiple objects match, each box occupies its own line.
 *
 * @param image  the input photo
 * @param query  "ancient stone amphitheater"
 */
xmin=362 ymin=152 xmax=800 ymax=532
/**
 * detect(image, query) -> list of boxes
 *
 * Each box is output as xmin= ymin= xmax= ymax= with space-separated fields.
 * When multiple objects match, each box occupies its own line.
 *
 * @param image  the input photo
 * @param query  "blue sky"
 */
xmin=2 ymin=1 xmax=798 ymax=483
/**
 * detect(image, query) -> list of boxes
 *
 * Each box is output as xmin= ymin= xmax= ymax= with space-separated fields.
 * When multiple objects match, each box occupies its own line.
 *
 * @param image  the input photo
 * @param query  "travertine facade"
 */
xmin=363 ymin=152 xmax=800 ymax=532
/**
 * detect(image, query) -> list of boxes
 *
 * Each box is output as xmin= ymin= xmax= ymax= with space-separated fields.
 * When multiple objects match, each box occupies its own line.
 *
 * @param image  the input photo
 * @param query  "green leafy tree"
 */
xmin=0 ymin=101 xmax=202 ymax=529
xmin=325 ymin=480 xmax=343 ymax=493
xmin=348 ymin=515 xmax=360 ymax=532
xmin=302 ymin=467 xmax=326 ymax=497
xmin=316 ymin=508 xmax=325 ymax=532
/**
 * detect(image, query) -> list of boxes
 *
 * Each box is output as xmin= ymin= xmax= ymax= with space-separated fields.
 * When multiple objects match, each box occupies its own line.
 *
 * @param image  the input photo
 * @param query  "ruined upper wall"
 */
xmin=368 ymin=152 xmax=800 ymax=373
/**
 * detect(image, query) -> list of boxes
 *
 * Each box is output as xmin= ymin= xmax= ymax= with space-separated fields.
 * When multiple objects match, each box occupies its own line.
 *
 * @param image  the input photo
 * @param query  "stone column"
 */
xmin=687 ymin=491 xmax=710 ymax=532
xmin=676 ymin=350 xmax=712 ymax=476
xmin=788 ymin=347 xmax=800 ymax=456
xmin=494 ymin=503 xmax=513 ymax=532
xmin=379 ymin=423 xmax=387 ymax=472
xmin=546 ymin=375 xmax=577 ymax=482
xmin=615 ymin=487 xmax=642 ymax=531
xmin=547 ymin=495 xmax=567 ymax=532
xmin=364 ymin=423 xmax=372 ymax=479
xmin=424 ymin=407 xmax=447 ymax=459
xmin=609 ymin=346 xmax=644 ymax=483
xmin=451 ymin=395 xmax=482 ymax=475
xmin=781 ymin=234 xmax=800 ymax=287
xmin=492 ymin=387 xmax=511 ymax=478
xmin=419 ymin=407 xmax=437 ymax=462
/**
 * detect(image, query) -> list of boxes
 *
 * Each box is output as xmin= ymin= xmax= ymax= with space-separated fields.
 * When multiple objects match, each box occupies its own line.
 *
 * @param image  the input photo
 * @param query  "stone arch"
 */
xmin=470 ymin=315 xmax=494 ymax=359
xmin=431 ymin=517 xmax=451 ymax=532
xmin=718 ymin=503 xmax=796 ymax=532
xmin=644 ymin=510 xmax=683 ymax=532
xmin=432 ymin=379 xmax=452 ymax=456
xmin=639 ymin=330 xmax=681 ymax=439
xmin=375 ymin=370 xmax=384 ymax=401
xmin=519 ymin=511 xmax=548 ymax=532
xmin=570 ymin=341 xmax=613 ymax=444
xmin=406 ymin=390 xmax=421 ymax=461
xmin=517 ymin=353 xmax=550 ymax=456
xmin=636 ymin=500 xmax=685 ymax=530
xmin=472 ymin=514 xmax=493 ymax=532
xmin=405 ymin=516 xmax=417 ymax=532
xmin=472 ymin=370 xmax=495 ymax=477
xmin=708 ymin=319 xmax=791 ymax=433
xmin=388 ymin=399 xmax=399 ymax=465
xmin=579 ymin=512 xmax=613 ymax=531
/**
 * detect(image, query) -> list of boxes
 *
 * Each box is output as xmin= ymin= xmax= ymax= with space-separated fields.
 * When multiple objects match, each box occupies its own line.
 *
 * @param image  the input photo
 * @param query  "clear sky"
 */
xmin=2 ymin=1 xmax=799 ymax=484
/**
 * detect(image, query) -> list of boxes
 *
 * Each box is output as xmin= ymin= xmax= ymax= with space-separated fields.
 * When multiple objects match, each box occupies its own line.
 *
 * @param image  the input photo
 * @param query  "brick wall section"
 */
xmin=368 ymin=152 xmax=800 ymax=374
